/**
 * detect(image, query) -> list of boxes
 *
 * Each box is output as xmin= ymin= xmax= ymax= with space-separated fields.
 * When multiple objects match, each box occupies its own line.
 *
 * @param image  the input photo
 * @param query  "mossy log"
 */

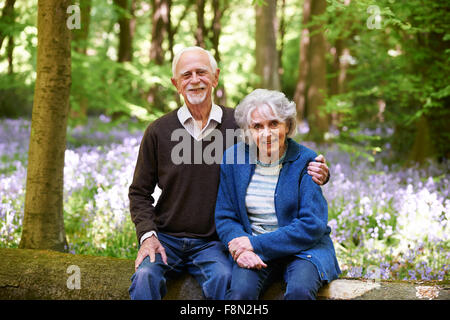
xmin=0 ymin=248 xmax=448 ymax=300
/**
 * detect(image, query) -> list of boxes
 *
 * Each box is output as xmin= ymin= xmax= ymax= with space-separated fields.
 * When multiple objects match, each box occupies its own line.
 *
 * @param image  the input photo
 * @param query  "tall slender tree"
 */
xmin=19 ymin=0 xmax=72 ymax=252
xmin=150 ymin=0 xmax=170 ymax=64
xmin=72 ymin=0 xmax=92 ymax=54
xmin=210 ymin=0 xmax=228 ymax=106
xmin=194 ymin=0 xmax=207 ymax=48
xmin=294 ymin=0 xmax=328 ymax=141
xmin=70 ymin=0 xmax=92 ymax=119
xmin=254 ymin=0 xmax=280 ymax=90
xmin=0 ymin=0 xmax=16 ymax=51
xmin=114 ymin=0 xmax=136 ymax=62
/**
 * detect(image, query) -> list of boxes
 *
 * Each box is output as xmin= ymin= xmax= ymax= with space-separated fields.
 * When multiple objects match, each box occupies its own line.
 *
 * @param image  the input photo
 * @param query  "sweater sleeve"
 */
xmin=215 ymin=162 xmax=251 ymax=246
xmin=249 ymin=168 xmax=329 ymax=261
xmin=128 ymin=124 xmax=159 ymax=242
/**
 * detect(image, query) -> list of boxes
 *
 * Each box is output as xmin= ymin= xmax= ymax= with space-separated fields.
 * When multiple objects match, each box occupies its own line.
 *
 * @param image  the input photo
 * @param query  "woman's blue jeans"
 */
xmin=129 ymin=232 xmax=232 ymax=300
xmin=226 ymin=256 xmax=323 ymax=300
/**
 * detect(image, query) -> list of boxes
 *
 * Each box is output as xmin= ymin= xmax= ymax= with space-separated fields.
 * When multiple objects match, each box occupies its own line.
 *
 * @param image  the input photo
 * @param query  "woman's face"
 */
xmin=249 ymin=106 xmax=289 ymax=160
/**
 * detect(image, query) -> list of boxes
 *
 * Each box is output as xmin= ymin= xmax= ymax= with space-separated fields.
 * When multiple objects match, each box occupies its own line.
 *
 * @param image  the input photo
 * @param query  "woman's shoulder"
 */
xmin=287 ymin=139 xmax=318 ymax=162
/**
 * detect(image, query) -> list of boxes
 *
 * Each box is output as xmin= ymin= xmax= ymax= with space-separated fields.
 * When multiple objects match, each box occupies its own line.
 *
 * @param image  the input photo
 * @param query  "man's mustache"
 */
xmin=187 ymin=85 xmax=206 ymax=91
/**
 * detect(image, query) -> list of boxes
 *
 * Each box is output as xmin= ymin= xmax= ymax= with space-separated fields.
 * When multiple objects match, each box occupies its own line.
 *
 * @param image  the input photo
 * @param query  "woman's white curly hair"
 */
xmin=234 ymin=88 xmax=297 ymax=140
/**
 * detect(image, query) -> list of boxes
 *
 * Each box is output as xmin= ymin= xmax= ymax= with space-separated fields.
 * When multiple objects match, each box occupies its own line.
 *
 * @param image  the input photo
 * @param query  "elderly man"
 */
xmin=128 ymin=46 xmax=330 ymax=300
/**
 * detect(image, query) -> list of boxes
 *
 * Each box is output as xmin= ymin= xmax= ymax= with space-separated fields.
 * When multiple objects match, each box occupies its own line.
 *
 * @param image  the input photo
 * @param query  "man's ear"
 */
xmin=171 ymin=77 xmax=179 ymax=92
xmin=212 ymin=68 xmax=220 ymax=88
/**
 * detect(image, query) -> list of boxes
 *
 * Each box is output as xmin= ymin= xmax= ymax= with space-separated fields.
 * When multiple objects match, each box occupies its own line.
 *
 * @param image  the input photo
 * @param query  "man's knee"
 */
xmin=133 ymin=257 xmax=165 ymax=282
xmin=129 ymin=257 xmax=167 ymax=300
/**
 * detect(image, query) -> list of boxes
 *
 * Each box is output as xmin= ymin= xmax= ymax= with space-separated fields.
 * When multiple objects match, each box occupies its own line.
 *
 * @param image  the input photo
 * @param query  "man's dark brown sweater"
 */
xmin=129 ymin=106 xmax=239 ymax=242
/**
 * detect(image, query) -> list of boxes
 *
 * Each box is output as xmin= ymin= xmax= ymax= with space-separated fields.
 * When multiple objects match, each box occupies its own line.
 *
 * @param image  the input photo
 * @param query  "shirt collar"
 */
xmin=177 ymin=103 xmax=223 ymax=125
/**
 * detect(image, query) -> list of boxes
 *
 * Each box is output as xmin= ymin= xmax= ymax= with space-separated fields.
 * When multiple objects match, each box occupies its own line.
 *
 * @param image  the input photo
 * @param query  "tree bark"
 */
xmin=408 ymin=115 xmax=435 ymax=164
xmin=6 ymin=35 xmax=14 ymax=74
xmin=147 ymin=0 xmax=171 ymax=111
xmin=294 ymin=0 xmax=328 ymax=141
xmin=255 ymin=0 xmax=280 ymax=90
xmin=150 ymin=0 xmax=170 ymax=65
xmin=211 ymin=0 xmax=227 ymax=106
xmin=19 ymin=0 xmax=71 ymax=252
xmin=72 ymin=0 xmax=92 ymax=54
xmin=114 ymin=0 xmax=135 ymax=62
xmin=0 ymin=249 xmax=419 ymax=300
xmin=195 ymin=0 xmax=207 ymax=48
xmin=277 ymin=0 xmax=286 ymax=80
xmin=70 ymin=0 xmax=92 ymax=119
xmin=293 ymin=0 xmax=311 ymax=122
xmin=0 ymin=0 xmax=16 ymax=51
xmin=328 ymin=0 xmax=351 ymax=128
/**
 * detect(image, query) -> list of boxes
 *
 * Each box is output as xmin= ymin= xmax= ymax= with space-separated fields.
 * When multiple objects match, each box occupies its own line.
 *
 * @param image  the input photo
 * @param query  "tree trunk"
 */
xmin=0 ymin=0 xmax=16 ymax=51
xmin=195 ymin=0 xmax=207 ymax=48
xmin=328 ymin=0 xmax=351 ymax=128
xmin=147 ymin=0 xmax=171 ymax=111
xmin=19 ymin=0 xmax=72 ymax=252
xmin=71 ymin=0 xmax=92 ymax=120
xmin=0 ymin=249 xmax=413 ymax=300
xmin=7 ymin=35 xmax=14 ymax=74
xmin=150 ymin=0 xmax=170 ymax=65
xmin=114 ymin=0 xmax=135 ymax=62
xmin=293 ymin=0 xmax=311 ymax=122
xmin=408 ymin=115 xmax=435 ymax=164
xmin=255 ymin=0 xmax=280 ymax=90
xmin=294 ymin=0 xmax=328 ymax=141
xmin=211 ymin=0 xmax=227 ymax=106
xmin=72 ymin=0 xmax=92 ymax=54
xmin=277 ymin=0 xmax=286 ymax=81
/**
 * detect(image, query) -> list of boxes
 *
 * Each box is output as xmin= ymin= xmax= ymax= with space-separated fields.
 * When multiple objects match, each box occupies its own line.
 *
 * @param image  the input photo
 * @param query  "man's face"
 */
xmin=171 ymin=50 xmax=219 ymax=107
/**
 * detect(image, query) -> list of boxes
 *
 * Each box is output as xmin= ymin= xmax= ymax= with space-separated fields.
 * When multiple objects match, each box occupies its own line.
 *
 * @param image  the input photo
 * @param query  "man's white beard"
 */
xmin=186 ymin=90 xmax=207 ymax=105
xmin=186 ymin=84 xmax=208 ymax=105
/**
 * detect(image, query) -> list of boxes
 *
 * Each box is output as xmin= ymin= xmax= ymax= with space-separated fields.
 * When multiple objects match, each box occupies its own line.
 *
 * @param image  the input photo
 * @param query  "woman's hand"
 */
xmin=236 ymin=251 xmax=267 ymax=270
xmin=228 ymin=236 xmax=253 ymax=260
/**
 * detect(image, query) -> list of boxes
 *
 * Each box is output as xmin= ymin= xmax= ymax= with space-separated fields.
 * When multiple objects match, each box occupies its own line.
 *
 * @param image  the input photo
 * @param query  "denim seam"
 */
xmin=192 ymin=259 xmax=210 ymax=299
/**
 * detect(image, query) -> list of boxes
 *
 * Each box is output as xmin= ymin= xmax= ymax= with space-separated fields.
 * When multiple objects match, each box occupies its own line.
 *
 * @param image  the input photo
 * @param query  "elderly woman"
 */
xmin=215 ymin=89 xmax=341 ymax=300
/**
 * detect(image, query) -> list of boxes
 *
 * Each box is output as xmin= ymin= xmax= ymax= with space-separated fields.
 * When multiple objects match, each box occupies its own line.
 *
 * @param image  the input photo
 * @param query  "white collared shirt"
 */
xmin=177 ymin=103 xmax=223 ymax=141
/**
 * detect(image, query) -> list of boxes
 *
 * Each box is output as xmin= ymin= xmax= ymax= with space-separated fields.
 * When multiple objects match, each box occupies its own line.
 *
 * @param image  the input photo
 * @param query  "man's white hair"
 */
xmin=171 ymin=46 xmax=218 ymax=78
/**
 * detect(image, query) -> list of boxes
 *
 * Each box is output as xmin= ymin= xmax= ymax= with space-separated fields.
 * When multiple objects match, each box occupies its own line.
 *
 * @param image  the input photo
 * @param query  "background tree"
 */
xmin=114 ymin=0 xmax=136 ymax=63
xmin=294 ymin=0 xmax=329 ymax=142
xmin=70 ymin=0 xmax=92 ymax=119
xmin=0 ymin=0 xmax=16 ymax=52
xmin=147 ymin=0 xmax=171 ymax=111
xmin=19 ymin=0 xmax=72 ymax=252
xmin=150 ymin=0 xmax=170 ymax=64
xmin=254 ymin=0 xmax=280 ymax=90
xmin=0 ymin=0 xmax=448 ymax=162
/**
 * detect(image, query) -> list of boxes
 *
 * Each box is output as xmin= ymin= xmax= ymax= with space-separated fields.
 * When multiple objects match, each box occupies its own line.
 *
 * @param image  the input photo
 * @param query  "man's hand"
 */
xmin=308 ymin=154 xmax=329 ymax=185
xmin=134 ymin=236 xmax=167 ymax=271
xmin=236 ymin=251 xmax=267 ymax=270
xmin=228 ymin=236 xmax=253 ymax=261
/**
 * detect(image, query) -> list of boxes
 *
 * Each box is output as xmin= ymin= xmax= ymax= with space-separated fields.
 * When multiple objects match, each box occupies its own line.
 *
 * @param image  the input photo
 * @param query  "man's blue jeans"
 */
xmin=226 ymin=257 xmax=323 ymax=300
xmin=129 ymin=232 xmax=232 ymax=300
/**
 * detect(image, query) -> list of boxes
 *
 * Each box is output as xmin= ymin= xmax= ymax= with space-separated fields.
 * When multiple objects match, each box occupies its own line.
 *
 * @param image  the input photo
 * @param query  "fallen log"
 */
xmin=0 ymin=248 xmax=448 ymax=300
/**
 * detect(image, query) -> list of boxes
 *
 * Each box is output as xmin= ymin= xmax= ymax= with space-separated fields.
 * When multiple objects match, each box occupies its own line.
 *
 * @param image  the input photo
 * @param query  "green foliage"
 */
xmin=323 ymin=0 xmax=450 ymax=163
xmin=70 ymin=50 xmax=172 ymax=121
xmin=0 ymin=74 xmax=33 ymax=118
xmin=1 ymin=0 xmax=448 ymax=162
